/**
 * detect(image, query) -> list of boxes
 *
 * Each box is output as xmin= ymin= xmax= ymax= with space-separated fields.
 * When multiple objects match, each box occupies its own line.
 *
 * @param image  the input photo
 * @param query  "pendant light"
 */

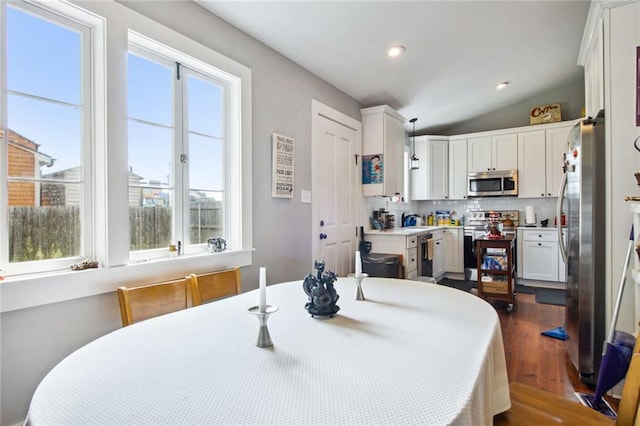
xmin=410 ymin=117 xmax=419 ymax=170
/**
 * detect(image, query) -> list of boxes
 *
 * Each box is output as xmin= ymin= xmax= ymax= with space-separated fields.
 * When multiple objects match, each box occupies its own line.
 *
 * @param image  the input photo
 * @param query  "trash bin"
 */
xmin=362 ymin=253 xmax=402 ymax=278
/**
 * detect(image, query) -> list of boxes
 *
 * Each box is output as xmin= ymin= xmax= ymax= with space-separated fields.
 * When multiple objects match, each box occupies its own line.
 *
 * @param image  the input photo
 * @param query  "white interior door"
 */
xmin=311 ymin=101 xmax=360 ymax=277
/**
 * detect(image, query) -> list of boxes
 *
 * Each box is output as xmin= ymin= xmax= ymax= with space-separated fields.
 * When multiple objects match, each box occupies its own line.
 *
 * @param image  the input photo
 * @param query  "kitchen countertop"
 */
xmin=517 ymin=226 xmax=564 ymax=230
xmin=364 ymin=226 xmax=462 ymax=236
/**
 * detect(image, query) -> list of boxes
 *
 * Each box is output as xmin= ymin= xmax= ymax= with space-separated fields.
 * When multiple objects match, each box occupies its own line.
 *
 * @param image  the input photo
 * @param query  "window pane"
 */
xmin=128 ymin=52 xmax=174 ymax=253
xmin=187 ymin=75 xmax=223 ymax=138
xmin=129 ymin=187 xmax=173 ymax=251
xmin=8 ymin=183 xmax=81 ymax=262
xmin=127 ymin=53 xmax=173 ymax=126
xmin=8 ymin=94 xmax=82 ymax=178
xmin=5 ymin=5 xmax=86 ymax=266
xmin=7 ymin=6 xmax=81 ymax=105
xmin=128 ymin=121 xmax=173 ymax=187
xmin=189 ymin=190 xmax=223 ymax=245
xmin=189 ymin=133 xmax=222 ymax=191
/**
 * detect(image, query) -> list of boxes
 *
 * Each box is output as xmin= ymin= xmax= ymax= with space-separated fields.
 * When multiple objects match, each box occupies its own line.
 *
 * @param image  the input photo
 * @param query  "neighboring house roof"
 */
xmin=7 ymin=129 xmax=55 ymax=168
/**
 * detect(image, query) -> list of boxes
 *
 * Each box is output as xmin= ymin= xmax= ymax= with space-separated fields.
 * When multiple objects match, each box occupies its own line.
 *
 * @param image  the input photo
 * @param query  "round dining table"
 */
xmin=26 ymin=277 xmax=510 ymax=425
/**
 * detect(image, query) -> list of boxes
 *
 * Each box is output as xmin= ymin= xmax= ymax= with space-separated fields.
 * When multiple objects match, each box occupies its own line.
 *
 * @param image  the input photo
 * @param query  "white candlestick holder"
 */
xmin=348 ymin=273 xmax=369 ymax=300
xmin=248 ymin=305 xmax=279 ymax=347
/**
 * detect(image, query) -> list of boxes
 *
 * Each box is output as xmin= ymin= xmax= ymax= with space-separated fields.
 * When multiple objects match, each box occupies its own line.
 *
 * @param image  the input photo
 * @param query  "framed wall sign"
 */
xmin=636 ymin=46 xmax=639 ymax=126
xmin=272 ymin=133 xmax=294 ymax=198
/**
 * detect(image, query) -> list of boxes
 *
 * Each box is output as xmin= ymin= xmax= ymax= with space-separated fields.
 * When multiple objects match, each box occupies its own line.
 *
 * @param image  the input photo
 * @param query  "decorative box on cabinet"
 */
xmin=361 ymin=105 xmax=406 ymax=197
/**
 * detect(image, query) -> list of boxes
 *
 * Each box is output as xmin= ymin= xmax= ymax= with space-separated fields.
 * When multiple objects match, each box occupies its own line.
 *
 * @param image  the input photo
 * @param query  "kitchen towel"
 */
xmin=427 ymin=238 xmax=434 ymax=260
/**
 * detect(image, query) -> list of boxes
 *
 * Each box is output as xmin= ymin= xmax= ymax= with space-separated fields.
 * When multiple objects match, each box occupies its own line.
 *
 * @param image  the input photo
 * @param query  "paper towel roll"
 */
xmin=525 ymin=206 xmax=536 ymax=225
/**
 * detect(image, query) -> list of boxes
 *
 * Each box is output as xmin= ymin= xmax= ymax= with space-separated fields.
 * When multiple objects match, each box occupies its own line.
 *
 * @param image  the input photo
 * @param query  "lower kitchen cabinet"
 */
xmin=433 ymin=231 xmax=445 ymax=278
xmin=521 ymin=229 xmax=559 ymax=281
xmin=363 ymin=233 xmax=418 ymax=278
xmin=441 ymin=228 xmax=463 ymax=273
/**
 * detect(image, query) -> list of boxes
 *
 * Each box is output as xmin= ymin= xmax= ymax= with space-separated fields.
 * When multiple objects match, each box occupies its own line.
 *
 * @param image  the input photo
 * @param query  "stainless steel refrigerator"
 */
xmin=557 ymin=111 xmax=606 ymax=385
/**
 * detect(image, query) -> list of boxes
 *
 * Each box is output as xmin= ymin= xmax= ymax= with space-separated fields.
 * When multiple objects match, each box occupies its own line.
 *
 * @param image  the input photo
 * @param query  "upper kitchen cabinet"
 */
xmin=467 ymin=133 xmax=517 ymax=172
xmin=361 ymin=105 xmax=407 ymax=197
xmin=410 ymin=136 xmax=449 ymax=200
xmin=580 ymin=15 xmax=604 ymax=119
xmin=448 ymin=138 xmax=468 ymax=200
xmin=517 ymin=122 xmax=574 ymax=198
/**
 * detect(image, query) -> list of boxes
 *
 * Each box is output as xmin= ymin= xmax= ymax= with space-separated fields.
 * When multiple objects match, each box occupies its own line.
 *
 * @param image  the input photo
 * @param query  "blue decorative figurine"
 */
xmin=303 ymin=260 xmax=340 ymax=318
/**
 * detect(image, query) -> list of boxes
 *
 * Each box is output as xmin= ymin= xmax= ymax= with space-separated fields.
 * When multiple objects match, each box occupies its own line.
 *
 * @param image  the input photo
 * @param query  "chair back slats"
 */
xmin=189 ymin=268 xmax=241 ymax=306
xmin=117 ymin=277 xmax=191 ymax=327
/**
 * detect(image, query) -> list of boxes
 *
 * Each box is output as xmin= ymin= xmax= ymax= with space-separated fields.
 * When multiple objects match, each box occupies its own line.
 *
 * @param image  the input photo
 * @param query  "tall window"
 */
xmin=128 ymin=37 xmax=233 ymax=260
xmin=1 ymin=2 xmax=92 ymax=274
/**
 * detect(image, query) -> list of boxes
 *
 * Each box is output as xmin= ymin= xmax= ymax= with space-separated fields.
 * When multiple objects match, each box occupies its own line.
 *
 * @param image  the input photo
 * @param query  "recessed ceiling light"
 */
xmin=387 ymin=46 xmax=405 ymax=57
xmin=496 ymin=81 xmax=510 ymax=90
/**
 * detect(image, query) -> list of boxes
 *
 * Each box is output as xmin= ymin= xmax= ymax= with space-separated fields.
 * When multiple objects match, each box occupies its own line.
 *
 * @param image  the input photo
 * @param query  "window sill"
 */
xmin=0 ymin=249 xmax=253 ymax=313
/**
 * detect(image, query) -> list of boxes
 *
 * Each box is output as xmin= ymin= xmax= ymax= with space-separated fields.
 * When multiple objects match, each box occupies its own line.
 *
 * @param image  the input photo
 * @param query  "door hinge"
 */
xmin=176 ymin=62 xmax=181 ymax=80
xmin=355 ymin=154 xmax=359 ymax=165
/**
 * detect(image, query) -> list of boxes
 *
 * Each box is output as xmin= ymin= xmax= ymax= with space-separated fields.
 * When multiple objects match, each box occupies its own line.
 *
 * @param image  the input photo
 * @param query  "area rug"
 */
xmin=439 ymin=278 xmax=475 ymax=292
xmin=515 ymin=284 xmax=535 ymax=294
xmin=440 ymin=279 xmax=539 ymax=294
xmin=535 ymin=288 xmax=566 ymax=306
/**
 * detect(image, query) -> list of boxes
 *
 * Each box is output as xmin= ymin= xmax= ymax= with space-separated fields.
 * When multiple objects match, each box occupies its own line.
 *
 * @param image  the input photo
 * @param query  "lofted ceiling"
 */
xmin=197 ymin=1 xmax=591 ymax=134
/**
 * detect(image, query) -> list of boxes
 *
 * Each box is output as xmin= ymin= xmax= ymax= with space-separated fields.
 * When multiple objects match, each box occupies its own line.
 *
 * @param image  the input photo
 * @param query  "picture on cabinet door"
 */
xmin=363 ymin=154 xmax=383 ymax=184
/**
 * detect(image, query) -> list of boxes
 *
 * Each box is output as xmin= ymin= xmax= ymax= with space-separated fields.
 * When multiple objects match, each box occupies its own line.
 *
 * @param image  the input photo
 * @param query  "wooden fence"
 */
xmin=9 ymin=206 xmax=81 ymax=262
xmin=9 ymin=205 xmax=223 ymax=262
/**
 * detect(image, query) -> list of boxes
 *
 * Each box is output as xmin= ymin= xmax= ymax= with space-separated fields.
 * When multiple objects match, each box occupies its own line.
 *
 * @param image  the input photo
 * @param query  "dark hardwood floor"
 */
xmin=490 ymin=292 xmax=620 ymax=409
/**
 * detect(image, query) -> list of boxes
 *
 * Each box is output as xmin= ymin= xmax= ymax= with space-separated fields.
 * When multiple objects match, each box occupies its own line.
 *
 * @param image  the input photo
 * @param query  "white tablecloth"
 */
xmin=26 ymin=278 xmax=510 ymax=425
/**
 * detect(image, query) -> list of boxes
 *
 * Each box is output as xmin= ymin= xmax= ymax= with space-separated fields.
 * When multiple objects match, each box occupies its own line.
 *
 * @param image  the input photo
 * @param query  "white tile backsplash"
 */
xmin=365 ymin=196 xmax=559 ymax=228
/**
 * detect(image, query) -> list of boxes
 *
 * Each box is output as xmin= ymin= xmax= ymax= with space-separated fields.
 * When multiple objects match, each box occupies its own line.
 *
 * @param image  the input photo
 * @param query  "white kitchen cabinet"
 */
xmin=581 ymin=16 xmax=604 ymax=119
xmin=517 ymin=123 xmax=574 ymax=198
xmin=442 ymin=227 xmax=463 ymax=273
xmin=467 ymin=133 xmax=517 ymax=172
xmin=433 ymin=231 xmax=445 ymax=278
xmin=410 ymin=136 xmax=448 ymax=200
xmin=363 ymin=232 xmax=418 ymax=278
xmin=361 ymin=105 xmax=406 ymax=197
xmin=517 ymin=130 xmax=546 ymax=198
xmin=545 ymin=125 xmax=573 ymax=197
xmin=448 ymin=138 xmax=467 ymax=200
xmin=522 ymin=229 xmax=559 ymax=281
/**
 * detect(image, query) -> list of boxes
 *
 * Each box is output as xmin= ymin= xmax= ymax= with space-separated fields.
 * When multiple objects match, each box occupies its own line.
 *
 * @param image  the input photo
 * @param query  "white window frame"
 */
xmin=0 ymin=0 xmax=104 ymax=276
xmin=127 ymin=31 xmax=243 ymax=263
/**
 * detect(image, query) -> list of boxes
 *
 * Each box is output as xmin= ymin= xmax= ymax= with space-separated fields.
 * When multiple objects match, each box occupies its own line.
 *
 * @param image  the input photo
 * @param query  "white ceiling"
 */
xmin=197 ymin=1 xmax=591 ymax=133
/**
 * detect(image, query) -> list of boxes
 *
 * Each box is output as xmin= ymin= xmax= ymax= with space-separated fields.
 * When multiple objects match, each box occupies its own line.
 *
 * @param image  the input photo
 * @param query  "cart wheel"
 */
xmin=507 ymin=304 xmax=513 ymax=313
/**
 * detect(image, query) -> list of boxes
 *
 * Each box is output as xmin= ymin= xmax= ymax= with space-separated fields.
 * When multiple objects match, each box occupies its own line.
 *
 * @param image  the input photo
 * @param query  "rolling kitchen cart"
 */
xmin=476 ymin=234 xmax=516 ymax=312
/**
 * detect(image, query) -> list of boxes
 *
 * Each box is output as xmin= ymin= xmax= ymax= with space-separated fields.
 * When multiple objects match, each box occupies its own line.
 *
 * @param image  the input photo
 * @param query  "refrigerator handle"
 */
xmin=557 ymin=172 xmax=568 ymax=263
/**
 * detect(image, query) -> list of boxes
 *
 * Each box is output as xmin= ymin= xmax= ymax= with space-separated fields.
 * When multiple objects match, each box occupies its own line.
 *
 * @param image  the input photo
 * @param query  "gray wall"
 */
xmin=439 ymin=76 xmax=585 ymax=135
xmin=0 ymin=2 xmax=361 ymax=424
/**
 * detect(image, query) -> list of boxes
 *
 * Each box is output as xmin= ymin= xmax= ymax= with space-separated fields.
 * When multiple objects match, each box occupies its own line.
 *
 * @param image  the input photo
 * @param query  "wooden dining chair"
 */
xmin=494 ymin=328 xmax=640 ymax=425
xmin=117 ymin=277 xmax=192 ymax=327
xmin=188 ymin=268 xmax=241 ymax=306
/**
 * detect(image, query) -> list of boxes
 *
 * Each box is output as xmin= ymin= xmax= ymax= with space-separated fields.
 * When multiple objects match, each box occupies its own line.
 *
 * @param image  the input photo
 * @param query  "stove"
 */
xmin=465 ymin=210 xmax=519 ymax=229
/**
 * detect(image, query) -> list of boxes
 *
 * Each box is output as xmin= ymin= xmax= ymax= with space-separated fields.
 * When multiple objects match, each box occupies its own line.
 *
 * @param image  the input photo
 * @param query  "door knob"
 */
xmin=319 ymin=233 xmax=327 ymax=240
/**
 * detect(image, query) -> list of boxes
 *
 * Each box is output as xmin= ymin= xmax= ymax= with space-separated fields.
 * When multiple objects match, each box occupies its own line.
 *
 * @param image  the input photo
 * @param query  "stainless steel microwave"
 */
xmin=467 ymin=170 xmax=518 ymax=197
